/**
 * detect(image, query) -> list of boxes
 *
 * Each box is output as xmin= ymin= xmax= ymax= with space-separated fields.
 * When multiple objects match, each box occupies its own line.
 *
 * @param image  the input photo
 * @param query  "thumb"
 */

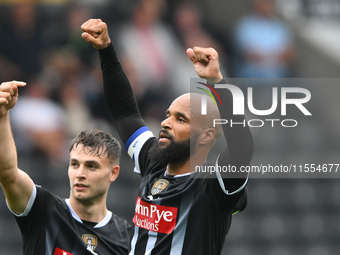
xmin=81 ymin=32 xmax=99 ymax=49
xmin=186 ymin=48 xmax=195 ymax=63
xmin=81 ymin=32 xmax=92 ymax=42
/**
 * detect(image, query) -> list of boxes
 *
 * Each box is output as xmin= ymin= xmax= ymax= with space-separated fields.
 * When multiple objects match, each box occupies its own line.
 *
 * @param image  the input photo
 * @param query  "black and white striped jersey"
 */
xmin=125 ymin=130 xmax=247 ymax=255
xmin=11 ymin=185 xmax=131 ymax=255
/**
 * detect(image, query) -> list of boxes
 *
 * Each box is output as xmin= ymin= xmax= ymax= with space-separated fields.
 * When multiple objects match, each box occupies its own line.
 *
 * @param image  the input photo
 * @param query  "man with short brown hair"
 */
xmin=0 ymin=81 xmax=131 ymax=255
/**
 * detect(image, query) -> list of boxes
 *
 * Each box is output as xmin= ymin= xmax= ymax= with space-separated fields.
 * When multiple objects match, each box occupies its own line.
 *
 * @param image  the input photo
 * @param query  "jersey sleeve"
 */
xmin=98 ymin=43 xmax=155 ymax=175
xmin=212 ymin=78 xmax=254 ymax=195
xmin=6 ymin=180 xmax=37 ymax=217
xmin=125 ymin=127 xmax=155 ymax=175
xmin=13 ymin=186 xmax=58 ymax=237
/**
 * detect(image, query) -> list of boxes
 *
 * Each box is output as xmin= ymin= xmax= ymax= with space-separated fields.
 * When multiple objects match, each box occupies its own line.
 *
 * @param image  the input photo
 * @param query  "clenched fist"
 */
xmin=81 ymin=19 xmax=111 ymax=50
xmin=0 ymin=81 xmax=26 ymax=118
xmin=186 ymin=47 xmax=223 ymax=84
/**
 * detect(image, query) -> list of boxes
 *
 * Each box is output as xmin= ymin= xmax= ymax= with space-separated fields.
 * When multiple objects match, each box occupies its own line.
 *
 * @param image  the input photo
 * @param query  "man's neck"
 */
xmin=165 ymin=152 xmax=207 ymax=176
xmin=69 ymin=196 xmax=108 ymax=223
xmin=165 ymin=160 xmax=190 ymax=176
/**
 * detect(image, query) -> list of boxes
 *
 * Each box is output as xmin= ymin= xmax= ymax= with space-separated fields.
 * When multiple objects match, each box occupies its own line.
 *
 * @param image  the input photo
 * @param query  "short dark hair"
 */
xmin=69 ymin=129 xmax=121 ymax=164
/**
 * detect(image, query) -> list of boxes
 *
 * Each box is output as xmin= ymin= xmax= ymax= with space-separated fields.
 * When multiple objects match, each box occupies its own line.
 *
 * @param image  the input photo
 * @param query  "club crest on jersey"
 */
xmin=82 ymin=234 xmax=97 ymax=252
xmin=151 ymin=179 xmax=169 ymax=195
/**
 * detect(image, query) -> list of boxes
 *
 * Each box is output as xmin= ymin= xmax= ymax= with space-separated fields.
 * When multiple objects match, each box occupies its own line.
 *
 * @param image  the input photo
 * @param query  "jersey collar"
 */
xmin=65 ymin=199 xmax=112 ymax=228
xmin=163 ymin=172 xmax=193 ymax=178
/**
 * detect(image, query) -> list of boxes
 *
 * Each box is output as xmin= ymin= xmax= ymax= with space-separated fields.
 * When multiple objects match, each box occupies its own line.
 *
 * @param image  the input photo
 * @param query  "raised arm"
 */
xmin=187 ymin=47 xmax=253 ymax=192
xmin=0 ymin=81 xmax=34 ymax=215
xmin=81 ymin=19 xmax=147 ymax=144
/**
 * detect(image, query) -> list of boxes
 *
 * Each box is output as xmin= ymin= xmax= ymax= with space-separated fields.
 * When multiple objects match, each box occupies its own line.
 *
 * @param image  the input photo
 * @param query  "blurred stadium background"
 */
xmin=0 ymin=0 xmax=340 ymax=254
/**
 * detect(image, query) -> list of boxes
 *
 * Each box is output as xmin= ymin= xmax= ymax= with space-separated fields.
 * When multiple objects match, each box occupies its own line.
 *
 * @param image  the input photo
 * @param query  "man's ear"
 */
xmin=198 ymin=128 xmax=216 ymax=145
xmin=109 ymin=165 xmax=120 ymax=182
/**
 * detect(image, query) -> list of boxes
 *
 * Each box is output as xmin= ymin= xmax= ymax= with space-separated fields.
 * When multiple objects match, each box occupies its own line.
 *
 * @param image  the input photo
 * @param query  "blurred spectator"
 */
xmin=40 ymin=3 xmax=96 ymax=65
xmin=0 ymin=55 xmax=21 ymax=83
xmin=37 ymin=46 xmax=109 ymax=132
xmin=172 ymin=1 xmax=228 ymax=77
xmin=173 ymin=1 xmax=225 ymax=58
xmin=115 ymin=0 xmax=189 ymax=123
xmin=65 ymin=4 xmax=97 ymax=64
xmin=59 ymin=77 xmax=93 ymax=138
xmin=80 ymin=54 xmax=113 ymax=122
xmin=234 ymin=0 xmax=295 ymax=78
xmin=37 ymin=46 xmax=85 ymax=100
xmin=10 ymin=80 xmax=68 ymax=166
xmin=0 ymin=2 xmax=42 ymax=81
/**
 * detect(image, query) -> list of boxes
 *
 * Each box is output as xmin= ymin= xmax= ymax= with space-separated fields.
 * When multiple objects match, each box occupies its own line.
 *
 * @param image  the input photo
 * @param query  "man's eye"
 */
xmin=88 ymin=164 xmax=96 ymax=170
xmin=178 ymin=118 xmax=185 ymax=123
xmin=71 ymin=163 xmax=78 ymax=167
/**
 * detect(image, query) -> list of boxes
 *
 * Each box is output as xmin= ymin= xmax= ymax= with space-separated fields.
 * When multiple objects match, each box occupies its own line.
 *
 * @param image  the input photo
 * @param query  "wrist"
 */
xmin=98 ymin=42 xmax=116 ymax=57
xmin=0 ymin=111 xmax=9 ymax=121
xmin=206 ymin=73 xmax=224 ymax=85
xmin=98 ymin=40 xmax=111 ymax=50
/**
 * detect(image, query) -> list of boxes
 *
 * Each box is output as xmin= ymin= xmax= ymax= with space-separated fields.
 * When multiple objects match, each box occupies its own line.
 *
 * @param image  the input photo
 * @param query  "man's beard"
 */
xmin=148 ymin=131 xmax=199 ymax=166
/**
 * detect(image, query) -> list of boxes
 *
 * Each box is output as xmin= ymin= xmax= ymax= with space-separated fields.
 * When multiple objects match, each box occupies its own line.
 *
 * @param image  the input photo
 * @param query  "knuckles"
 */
xmin=191 ymin=46 xmax=218 ymax=60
